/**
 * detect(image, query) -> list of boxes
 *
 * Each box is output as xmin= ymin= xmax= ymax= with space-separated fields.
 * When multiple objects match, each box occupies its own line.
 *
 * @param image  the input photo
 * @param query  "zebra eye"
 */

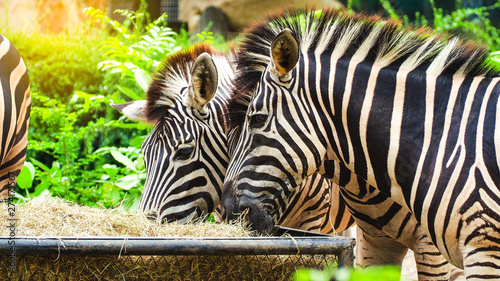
xmin=249 ymin=114 xmax=267 ymax=129
xmin=174 ymin=146 xmax=194 ymax=161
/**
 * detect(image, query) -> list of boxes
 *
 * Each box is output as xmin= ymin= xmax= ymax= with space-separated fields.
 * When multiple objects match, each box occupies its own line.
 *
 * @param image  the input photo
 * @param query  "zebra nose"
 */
xmin=237 ymin=197 xmax=274 ymax=235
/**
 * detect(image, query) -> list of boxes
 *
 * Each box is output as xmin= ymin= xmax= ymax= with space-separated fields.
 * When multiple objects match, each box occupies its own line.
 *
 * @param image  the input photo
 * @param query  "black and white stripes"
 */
xmin=113 ymin=44 xmax=355 ymax=235
xmin=114 ymin=45 xmax=233 ymax=223
xmin=0 ymin=34 xmax=31 ymax=200
xmin=221 ymin=8 xmax=500 ymax=279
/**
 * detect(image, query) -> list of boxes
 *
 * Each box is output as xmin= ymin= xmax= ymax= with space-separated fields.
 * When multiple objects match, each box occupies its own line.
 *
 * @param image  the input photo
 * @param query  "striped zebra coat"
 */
xmin=220 ymin=9 xmax=499 ymax=279
xmin=112 ymin=44 xmax=354 ymax=234
xmin=0 ymin=34 xmax=31 ymax=200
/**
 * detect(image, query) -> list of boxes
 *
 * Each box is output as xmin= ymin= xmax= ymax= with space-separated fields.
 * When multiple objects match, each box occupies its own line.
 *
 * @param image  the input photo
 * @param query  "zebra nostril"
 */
xmin=236 ymin=198 xmax=273 ymax=234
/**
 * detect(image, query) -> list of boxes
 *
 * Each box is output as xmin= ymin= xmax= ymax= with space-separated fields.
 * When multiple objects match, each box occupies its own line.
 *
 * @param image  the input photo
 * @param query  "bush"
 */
xmin=375 ymin=0 xmax=500 ymax=52
xmin=11 ymin=0 xmax=228 ymax=209
xmin=3 ymin=31 xmax=107 ymax=103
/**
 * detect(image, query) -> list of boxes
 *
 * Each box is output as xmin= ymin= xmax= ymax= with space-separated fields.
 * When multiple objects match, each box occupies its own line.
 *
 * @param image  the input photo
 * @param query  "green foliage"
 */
xmin=191 ymin=23 xmax=231 ymax=52
xmin=377 ymin=0 xmax=500 ymax=52
xmin=2 ymin=31 xmax=107 ymax=103
xmin=430 ymin=0 xmax=500 ymax=52
xmin=1 ymin=27 xmax=149 ymax=207
xmin=85 ymin=2 xmax=188 ymax=103
xmin=490 ymin=50 xmax=500 ymax=65
xmin=11 ymin=0 xmax=230 ymax=209
xmin=292 ymin=261 xmax=338 ymax=281
xmin=16 ymin=162 xmax=35 ymax=191
xmin=375 ymin=0 xmax=500 ymax=70
xmin=17 ymin=89 xmax=147 ymax=208
xmin=292 ymin=262 xmax=404 ymax=281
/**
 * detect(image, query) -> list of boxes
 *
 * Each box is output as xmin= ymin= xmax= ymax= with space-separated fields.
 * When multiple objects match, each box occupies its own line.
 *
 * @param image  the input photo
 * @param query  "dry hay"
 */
xmin=1 ymin=195 xmax=253 ymax=237
xmin=1 ymin=196 xmax=335 ymax=280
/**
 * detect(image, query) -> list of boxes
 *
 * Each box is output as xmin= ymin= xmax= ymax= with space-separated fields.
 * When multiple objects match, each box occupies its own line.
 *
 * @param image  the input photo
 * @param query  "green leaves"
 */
xmin=90 ymin=3 xmax=185 ymax=103
xmin=133 ymin=69 xmax=153 ymax=93
xmin=110 ymin=150 xmax=137 ymax=171
xmin=378 ymin=0 xmax=500 ymax=53
xmin=335 ymin=265 xmax=403 ymax=281
xmin=95 ymin=145 xmax=146 ymax=194
xmin=17 ymin=162 xmax=35 ymax=190
xmin=291 ymin=262 xmax=404 ymax=281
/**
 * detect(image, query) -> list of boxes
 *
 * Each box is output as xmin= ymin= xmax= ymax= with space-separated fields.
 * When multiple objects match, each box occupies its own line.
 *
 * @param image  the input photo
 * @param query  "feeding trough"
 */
xmin=1 ymin=196 xmax=354 ymax=280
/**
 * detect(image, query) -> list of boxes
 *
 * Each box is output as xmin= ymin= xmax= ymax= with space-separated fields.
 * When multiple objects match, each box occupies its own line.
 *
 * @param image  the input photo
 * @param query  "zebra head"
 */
xmin=113 ymin=45 xmax=233 ymax=223
xmin=222 ymin=27 xmax=331 ymax=234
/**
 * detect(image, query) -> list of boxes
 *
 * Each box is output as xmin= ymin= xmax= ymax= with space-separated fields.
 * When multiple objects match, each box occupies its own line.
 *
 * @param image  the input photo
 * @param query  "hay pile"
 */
xmin=1 ymin=196 xmax=333 ymax=280
xmin=1 ymin=195 xmax=253 ymax=237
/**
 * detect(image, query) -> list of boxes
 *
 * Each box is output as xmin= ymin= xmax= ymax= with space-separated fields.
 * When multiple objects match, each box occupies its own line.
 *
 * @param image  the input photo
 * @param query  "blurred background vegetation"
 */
xmin=1 ymin=0 xmax=499 ymax=211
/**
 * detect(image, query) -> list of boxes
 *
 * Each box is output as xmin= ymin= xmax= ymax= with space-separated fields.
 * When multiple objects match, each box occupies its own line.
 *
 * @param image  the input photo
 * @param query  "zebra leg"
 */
xmin=356 ymin=226 xmax=408 ymax=267
xmin=462 ymin=241 xmax=500 ymax=280
xmin=411 ymin=229 xmax=453 ymax=280
xmin=0 ymin=84 xmax=30 ymax=200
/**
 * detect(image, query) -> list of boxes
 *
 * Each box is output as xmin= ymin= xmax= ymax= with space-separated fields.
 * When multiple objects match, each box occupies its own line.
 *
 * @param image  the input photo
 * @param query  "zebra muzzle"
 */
xmin=237 ymin=197 xmax=274 ymax=235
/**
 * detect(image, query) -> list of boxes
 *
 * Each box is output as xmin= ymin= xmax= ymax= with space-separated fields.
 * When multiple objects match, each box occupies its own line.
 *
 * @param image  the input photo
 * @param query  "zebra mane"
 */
xmin=146 ymin=43 xmax=224 ymax=122
xmin=228 ymin=7 xmax=500 ymax=132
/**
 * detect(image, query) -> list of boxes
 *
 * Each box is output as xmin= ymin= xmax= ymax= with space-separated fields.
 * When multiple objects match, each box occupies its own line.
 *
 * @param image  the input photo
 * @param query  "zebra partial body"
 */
xmin=0 ymin=34 xmax=31 ymax=200
xmin=219 ymin=8 xmax=500 ymax=279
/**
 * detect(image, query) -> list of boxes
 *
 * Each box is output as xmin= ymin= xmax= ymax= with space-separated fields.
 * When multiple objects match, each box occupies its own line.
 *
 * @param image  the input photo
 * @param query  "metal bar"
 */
xmin=0 ymin=236 xmax=354 ymax=262
xmin=272 ymin=225 xmax=333 ymax=237
xmin=337 ymin=242 xmax=355 ymax=267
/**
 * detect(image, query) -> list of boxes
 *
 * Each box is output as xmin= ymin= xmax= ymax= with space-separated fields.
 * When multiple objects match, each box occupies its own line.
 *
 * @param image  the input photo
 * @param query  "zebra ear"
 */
xmin=111 ymin=100 xmax=154 ymax=124
xmin=271 ymin=29 xmax=299 ymax=77
xmin=188 ymin=52 xmax=218 ymax=110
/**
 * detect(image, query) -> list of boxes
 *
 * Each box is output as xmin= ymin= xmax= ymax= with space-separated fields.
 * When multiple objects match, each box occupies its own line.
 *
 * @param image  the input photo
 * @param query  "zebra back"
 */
xmin=0 ymin=34 xmax=31 ymax=200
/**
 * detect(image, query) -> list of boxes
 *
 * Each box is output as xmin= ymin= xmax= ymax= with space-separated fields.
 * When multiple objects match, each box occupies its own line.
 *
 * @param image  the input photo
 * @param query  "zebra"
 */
xmin=219 ymin=8 xmax=497 ymax=279
xmin=112 ymin=43 xmax=354 ymax=234
xmin=0 ymin=34 xmax=31 ymax=200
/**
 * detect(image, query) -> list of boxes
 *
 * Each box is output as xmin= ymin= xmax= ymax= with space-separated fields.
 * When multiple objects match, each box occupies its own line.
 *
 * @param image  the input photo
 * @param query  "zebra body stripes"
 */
xmin=221 ymin=9 xmax=498 ymax=279
xmin=223 ymin=11 xmax=457 ymax=279
xmin=113 ymin=44 xmax=354 ymax=234
xmin=0 ymin=34 xmax=31 ymax=200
